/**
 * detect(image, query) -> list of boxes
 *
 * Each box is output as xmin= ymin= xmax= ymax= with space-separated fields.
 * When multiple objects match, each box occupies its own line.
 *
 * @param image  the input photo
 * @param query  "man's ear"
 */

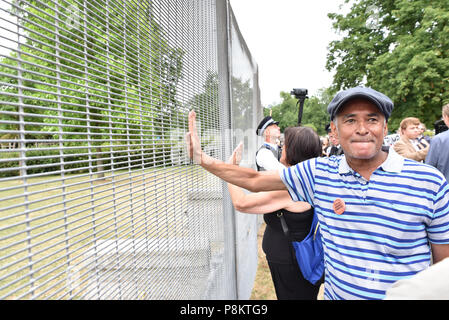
xmin=384 ymin=123 xmax=388 ymax=138
xmin=330 ymin=121 xmax=338 ymax=139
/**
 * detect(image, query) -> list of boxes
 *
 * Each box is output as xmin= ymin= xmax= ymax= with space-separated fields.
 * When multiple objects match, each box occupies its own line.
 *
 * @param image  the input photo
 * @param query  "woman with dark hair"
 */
xmin=227 ymin=126 xmax=323 ymax=300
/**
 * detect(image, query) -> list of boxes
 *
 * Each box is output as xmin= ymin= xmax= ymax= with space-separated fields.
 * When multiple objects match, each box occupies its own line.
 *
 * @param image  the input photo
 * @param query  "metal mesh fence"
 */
xmin=0 ymin=0 xmax=261 ymax=299
xmin=228 ymin=7 xmax=262 ymax=299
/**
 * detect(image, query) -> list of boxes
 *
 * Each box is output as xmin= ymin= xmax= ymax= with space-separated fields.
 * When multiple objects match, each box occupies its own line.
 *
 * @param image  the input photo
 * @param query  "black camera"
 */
xmin=434 ymin=119 xmax=448 ymax=135
xmin=291 ymin=88 xmax=309 ymax=125
xmin=291 ymin=88 xmax=308 ymax=97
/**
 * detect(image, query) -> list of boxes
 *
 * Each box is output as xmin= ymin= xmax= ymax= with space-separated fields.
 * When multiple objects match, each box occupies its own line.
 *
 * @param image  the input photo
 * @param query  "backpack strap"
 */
xmin=278 ymin=209 xmax=320 ymax=241
xmin=277 ymin=210 xmax=291 ymax=240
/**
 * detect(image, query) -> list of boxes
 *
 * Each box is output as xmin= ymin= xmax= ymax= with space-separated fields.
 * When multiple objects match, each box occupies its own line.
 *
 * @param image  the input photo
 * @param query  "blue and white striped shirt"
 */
xmin=279 ymin=150 xmax=449 ymax=300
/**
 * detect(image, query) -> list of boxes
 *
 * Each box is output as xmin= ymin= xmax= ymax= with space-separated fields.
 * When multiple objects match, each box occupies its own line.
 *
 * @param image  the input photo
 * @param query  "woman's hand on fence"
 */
xmin=227 ymin=142 xmax=243 ymax=165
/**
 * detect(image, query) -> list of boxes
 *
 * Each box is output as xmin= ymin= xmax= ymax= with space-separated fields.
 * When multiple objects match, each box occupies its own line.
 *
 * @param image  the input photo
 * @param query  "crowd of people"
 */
xmin=320 ymin=106 xmax=449 ymax=186
xmin=185 ymin=87 xmax=449 ymax=300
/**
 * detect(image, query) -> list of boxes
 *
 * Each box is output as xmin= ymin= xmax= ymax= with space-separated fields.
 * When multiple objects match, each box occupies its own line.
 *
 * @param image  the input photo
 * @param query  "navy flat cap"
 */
xmin=327 ymin=87 xmax=394 ymax=121
xmin=256 ymin=116 xmax=279 ymax=136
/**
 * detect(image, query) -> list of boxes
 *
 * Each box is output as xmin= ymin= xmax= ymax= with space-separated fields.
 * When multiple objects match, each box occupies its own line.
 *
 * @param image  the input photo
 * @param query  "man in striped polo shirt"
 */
xmin=186 ymin=87 xmax=449 ymax=300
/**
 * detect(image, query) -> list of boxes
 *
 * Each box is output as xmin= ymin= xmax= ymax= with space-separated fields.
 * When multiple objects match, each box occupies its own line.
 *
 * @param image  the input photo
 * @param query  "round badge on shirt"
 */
xmin=333 ymin=198 xmax=346 ymax=215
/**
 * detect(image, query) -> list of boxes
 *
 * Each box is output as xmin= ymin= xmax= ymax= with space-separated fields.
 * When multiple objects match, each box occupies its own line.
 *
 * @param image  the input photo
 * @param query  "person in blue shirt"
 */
xmin=186 ymin=87 xmax=449 ymax=300
xmin=426 ymin=104 xmax=449 ymax=182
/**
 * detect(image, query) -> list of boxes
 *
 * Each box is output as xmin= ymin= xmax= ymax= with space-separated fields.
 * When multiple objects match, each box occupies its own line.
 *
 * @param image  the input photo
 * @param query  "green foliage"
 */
xmin=327 ymin=0 xmax=449 ymax=130
xmin=0 ymin=0 xmax=185 ymax=176
xmin=188 ymin=71 xmax=219 ymax=134
xmin=0 ymin=140 xmax=175 ymax=177
xmin=264 ymin=88 xmax=333 ymax=136
xmin=264 ymin=92 xmax=298 ymax=130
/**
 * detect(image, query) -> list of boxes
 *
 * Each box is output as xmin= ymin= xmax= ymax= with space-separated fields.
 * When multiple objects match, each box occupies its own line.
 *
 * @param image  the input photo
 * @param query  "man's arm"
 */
xmin=225 ymin=141 xmax=304 ymax=214
xmin=186 ymin=110 xmax=286 ymax=192
xmin=431 ymin=243 xmax=449 ymax=264
xmin=425 ymin=138 xmax=439 ymax=167
xmin=393 ymin=139 xmax=428 ymax=162
xmin=429 ymin=175 xmax=449 ymax=264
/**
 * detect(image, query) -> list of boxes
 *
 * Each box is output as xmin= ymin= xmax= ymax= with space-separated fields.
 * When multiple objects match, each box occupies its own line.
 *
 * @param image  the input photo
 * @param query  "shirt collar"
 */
xmin=264 ymin=142 xmax=279 ymax=150
xmin=338 ymin=148 xmax=403 ymax=175
xmin=380 ymin=147 xmax=404 ymax=172
xmin=338 ymin=155 xmax=352 ymax=175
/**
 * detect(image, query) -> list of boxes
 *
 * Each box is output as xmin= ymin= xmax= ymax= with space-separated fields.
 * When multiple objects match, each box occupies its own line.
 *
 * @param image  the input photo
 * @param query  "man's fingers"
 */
xmin=185 ymin=132 xmax=192 ymax=159
xmin=188 ymin=110 xmax=202 ymax=164
xmin=188 ymin=110 xmax=197 ymax=137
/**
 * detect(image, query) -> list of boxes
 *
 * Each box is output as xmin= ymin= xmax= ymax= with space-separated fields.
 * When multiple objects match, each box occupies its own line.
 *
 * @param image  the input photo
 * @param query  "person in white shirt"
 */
xmin=255 ymin=116 xmax=285 ymax=171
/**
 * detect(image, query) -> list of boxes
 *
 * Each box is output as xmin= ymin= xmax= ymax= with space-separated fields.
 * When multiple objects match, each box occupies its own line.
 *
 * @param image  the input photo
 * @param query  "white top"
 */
xmin=255 ymin=142 xmax=285 ymax=171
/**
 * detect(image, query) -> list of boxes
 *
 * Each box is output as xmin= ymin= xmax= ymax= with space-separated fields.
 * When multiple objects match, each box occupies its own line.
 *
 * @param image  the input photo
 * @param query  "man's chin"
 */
xmin=345 ymin=149 xmax=378 ymax=160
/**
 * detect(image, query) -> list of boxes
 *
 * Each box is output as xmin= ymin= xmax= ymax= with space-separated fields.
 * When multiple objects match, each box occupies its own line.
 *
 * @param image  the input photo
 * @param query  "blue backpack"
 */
xmin=279 ymin=211 xmax=324 ymax=285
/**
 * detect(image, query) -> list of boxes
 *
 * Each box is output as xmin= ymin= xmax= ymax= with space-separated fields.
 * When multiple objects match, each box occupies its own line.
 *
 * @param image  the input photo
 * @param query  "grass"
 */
xmin=0 ymin=165 xmax=217 ymax=299
xmin=1 ymin=166 xmax=284 ymax=300
xmin=250 ymin=223 xmax=276 ymax=300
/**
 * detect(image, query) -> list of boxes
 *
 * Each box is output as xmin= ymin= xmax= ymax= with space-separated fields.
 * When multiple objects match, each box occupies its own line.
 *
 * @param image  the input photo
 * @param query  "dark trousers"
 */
xmin=267 ymin=260 xmax=323 ymax=300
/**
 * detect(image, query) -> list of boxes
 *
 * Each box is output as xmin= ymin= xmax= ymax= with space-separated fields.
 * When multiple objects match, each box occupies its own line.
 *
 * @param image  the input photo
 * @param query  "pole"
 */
xmin=290 ymin=88 xmax=308 ymax=126
xmin=296 ymin=96 xmax=307 ymax=126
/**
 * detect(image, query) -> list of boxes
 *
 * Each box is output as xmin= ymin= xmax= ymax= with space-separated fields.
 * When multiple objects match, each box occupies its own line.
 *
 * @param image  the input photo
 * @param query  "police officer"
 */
xmin=255 ymin=116 xmax=285 ymax=171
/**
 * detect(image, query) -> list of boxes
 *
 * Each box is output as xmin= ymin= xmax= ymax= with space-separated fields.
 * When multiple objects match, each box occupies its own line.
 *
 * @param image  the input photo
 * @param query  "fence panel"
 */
xmin=228 ymin=6 xmax=262 ymax=299
xmin=0 ymin=0 xmax=261 ymax=299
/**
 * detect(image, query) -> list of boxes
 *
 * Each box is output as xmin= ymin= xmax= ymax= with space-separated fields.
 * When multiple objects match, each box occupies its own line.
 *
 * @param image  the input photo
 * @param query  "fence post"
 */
xmin=215 ymin=0 xmax=238 ymax=300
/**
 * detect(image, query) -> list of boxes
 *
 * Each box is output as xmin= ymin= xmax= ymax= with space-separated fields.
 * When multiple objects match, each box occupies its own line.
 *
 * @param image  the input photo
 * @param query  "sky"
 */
xmin=0 ymin=0 xmax=348 ymax=107
xmin=229 ymin=0 xmax=348 ymax=107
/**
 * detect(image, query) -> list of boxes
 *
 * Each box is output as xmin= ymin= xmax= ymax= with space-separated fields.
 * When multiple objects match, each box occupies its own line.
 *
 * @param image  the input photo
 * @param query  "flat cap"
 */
xmin=327 ymin=87 xmax=394 ymax=121
xmin=256 ymin=116 xmax=279 ymax=136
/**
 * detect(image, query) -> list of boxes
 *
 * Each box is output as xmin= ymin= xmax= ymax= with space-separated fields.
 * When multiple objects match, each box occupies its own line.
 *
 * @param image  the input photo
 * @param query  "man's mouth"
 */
xmin=351 ymin=140 xmax=374 ymax=143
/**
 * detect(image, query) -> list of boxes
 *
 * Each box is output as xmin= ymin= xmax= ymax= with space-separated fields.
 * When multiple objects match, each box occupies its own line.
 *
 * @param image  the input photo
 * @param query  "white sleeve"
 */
xmin=384 ymin=258 xmax=449 ymax=300
xmin=256 ymin=148 xmax=285 ymax=171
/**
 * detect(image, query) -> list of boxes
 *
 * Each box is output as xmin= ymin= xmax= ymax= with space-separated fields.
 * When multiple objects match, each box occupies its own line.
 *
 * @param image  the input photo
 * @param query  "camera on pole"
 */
xmin=290 ymin=88 xmax=308 ymax=126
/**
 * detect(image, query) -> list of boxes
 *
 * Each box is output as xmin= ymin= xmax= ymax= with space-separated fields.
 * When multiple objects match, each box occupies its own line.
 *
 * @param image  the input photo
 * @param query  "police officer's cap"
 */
xmin=256 ymin=116 xmax=279 ymax=136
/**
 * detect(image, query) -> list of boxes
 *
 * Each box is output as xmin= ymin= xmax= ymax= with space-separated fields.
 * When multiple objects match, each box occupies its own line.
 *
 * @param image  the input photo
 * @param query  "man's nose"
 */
xmin=356 ymin=121 xmax=369 ymax=134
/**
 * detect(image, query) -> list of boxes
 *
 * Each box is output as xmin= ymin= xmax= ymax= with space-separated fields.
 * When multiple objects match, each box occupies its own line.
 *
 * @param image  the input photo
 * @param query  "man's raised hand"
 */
xmin=186 ymin=110 xmax=202 ymax=164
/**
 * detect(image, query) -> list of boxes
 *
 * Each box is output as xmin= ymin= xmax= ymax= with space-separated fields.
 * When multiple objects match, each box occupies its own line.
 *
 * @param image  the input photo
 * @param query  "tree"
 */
xmin=301 ymin=88 xmax=334 ymax=136
xmin=327 ymin=0 xmax=449 ymax=130
xmin=0 ymin=0 xmax=184 ymax=176
xmin=264 ymin=88 xmax=332 ymax=136
xmin=264 ymin=92 xmax=297 ymax=131
xmin=187 ymin=71 xmax=219 ymax=151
